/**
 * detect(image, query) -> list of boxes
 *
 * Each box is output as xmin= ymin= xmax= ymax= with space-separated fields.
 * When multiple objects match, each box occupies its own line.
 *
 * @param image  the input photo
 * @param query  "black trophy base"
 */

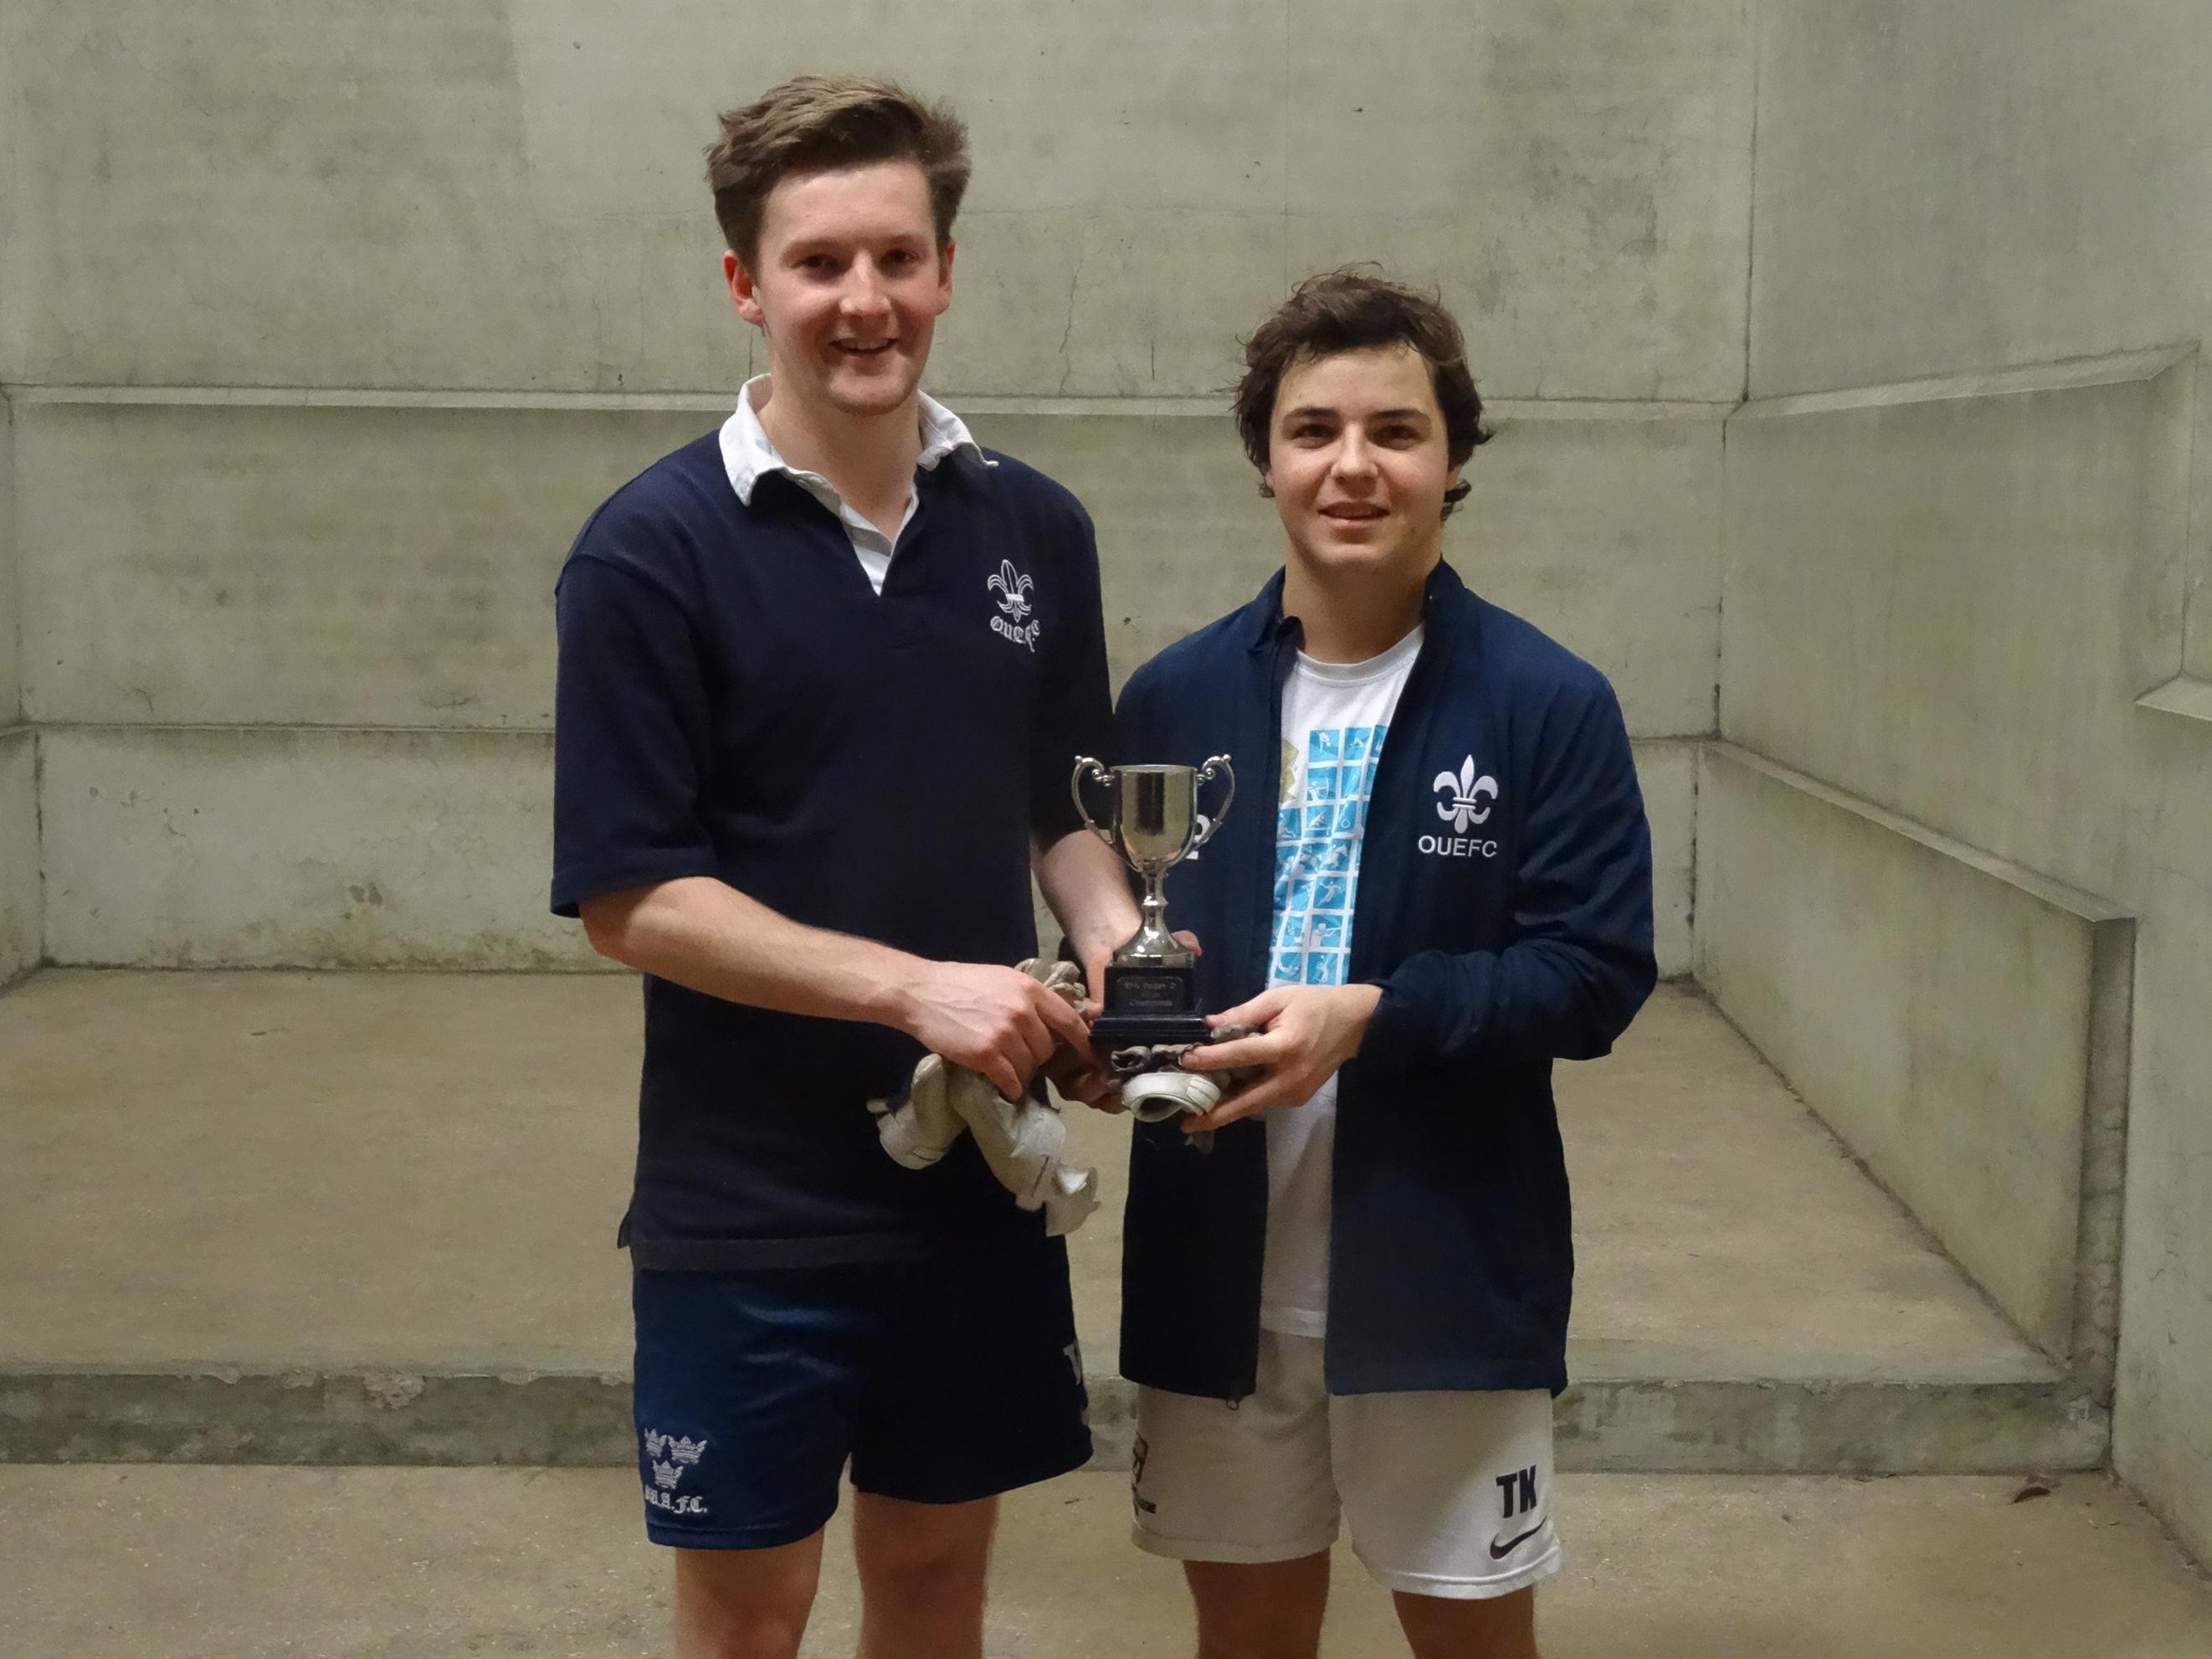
xmin=1091 ymin=962 xmax=1212 ymax=1053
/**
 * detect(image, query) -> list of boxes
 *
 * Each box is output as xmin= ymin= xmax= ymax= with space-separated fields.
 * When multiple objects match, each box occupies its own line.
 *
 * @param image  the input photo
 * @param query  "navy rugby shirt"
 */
xmin=552 ymin=430 xmax=1112 ymax=1266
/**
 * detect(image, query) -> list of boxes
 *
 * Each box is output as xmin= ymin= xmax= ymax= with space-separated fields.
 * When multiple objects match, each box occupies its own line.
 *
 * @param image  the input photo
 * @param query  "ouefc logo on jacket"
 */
xmin=988 ymin=558 xmax=1041 ymax=650
xmin=1423 ymin=755 xmax=1500 ymax=858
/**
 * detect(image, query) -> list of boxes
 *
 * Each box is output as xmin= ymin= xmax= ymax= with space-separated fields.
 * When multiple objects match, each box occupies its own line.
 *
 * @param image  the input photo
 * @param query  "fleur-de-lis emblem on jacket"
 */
xmin=988 ymin=559 xmax=1034 ymax=620
xmin=1432 ymin=757 xmax=1499 ymax=833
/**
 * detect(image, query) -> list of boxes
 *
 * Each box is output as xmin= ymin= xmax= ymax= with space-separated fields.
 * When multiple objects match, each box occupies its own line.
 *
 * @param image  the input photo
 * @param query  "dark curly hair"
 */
xmin=1234 ymin=269 xmax=1491 ymax=519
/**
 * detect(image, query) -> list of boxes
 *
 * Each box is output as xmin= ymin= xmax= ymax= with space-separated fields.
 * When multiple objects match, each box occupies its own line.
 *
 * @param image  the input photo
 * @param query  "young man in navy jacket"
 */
xmin=552 ymin=77 xmax=1137 ymax=1659
xmin=1116 ymin=271 xmax=1656 ymax=1658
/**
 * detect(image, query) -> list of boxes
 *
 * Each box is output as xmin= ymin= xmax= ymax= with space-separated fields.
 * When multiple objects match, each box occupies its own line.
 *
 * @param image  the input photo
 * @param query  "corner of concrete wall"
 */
xmin=0 ymin=388 xmax=38 ymax=989
xmin=1 ymin=388 xmax=18 ymax=730
xmin=0 ymin=728 xmax=37 ymax=989
xmin=2073 ymin=914 xmax=2135 ymax=1401
xmin=1744 ymin=0 xmax=2212 ymax=1564
xmin=2175 ymin=348 xmax=2212 ymax=686
xmin=1696 ymin=743 xmax=2131 ymax=1369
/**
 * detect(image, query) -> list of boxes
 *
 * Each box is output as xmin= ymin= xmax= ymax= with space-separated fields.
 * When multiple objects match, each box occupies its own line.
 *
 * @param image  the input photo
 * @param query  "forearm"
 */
xmin=1363 ymin=935 xmax=1653 ymax=1076
xmin=580 ymin=876 xmax=925 ymax=1032
xmin=1034 ymin=829 xmax=1140 ymax=975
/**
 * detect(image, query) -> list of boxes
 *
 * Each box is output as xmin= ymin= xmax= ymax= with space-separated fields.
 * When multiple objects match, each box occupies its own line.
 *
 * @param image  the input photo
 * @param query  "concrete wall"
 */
xmin=3 ymin=0 xmax=1746 ymax=978
xmin=1 ymin=398 xmax=16 ymax=727
xmin=0 ymin=392 xmax=36 ymax=987
xmin=2 ymin=1 xmax=1752 ymax=402
xmin=0 ymin=732 xmax=33 ymax=988
xmin=18 ymin=398 xmax=1708 ymax=972
xmin=39 ymin=728 xmax=588 ymax=971
xmin=1743 ymin=0 xmax=2212 ymax=1559
xmin=1723 ymin=357 xmax=2197 ymax=896
xmin=1696 ymin=746 xmax=2130 ymax=1376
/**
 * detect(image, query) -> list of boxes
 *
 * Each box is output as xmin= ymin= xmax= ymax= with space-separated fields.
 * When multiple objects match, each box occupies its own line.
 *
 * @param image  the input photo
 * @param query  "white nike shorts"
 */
xmin=1130 ymin=1329 xmax=1559 ymax=1600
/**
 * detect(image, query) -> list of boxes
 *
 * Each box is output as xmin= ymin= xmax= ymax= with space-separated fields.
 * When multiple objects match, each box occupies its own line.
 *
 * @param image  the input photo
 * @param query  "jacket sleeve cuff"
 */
xmin=1357 ymin=970 xmax=1433 ymax=1077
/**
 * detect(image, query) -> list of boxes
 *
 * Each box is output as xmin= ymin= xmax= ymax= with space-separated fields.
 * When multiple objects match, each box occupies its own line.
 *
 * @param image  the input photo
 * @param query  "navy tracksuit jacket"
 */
xmin=1115 ymin=561 xmax=1656 ymax=1400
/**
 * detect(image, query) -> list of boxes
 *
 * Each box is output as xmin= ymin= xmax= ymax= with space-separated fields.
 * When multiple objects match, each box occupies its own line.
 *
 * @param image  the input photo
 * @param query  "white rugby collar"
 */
xmin=718 ymin=374 xmax=988 ymax=507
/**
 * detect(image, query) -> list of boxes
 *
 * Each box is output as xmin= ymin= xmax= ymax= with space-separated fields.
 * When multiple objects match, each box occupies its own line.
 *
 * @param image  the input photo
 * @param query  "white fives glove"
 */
xmin=870 ymin=1053 xmax=967 ymax=1170
xmin=1110 ymin=1025 xmax=1259 ymax=1122
xmin=946 ymin=1067 xmax=1100 ymax=1235
xmin=870 ymin=959 xmax=1101 ymax=1235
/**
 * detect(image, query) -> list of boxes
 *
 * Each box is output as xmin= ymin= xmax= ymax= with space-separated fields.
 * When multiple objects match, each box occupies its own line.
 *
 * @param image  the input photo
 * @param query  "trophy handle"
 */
xmin=1070 ymin=757 xmax=1120 ymax=855
xmin=1188 ymin=754 xmax=1235 ymax=850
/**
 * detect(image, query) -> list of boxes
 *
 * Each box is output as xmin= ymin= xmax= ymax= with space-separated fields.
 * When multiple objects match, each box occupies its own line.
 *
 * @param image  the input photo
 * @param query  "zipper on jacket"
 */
xmin=1247 ymin=627 xmax=1298 ymax=984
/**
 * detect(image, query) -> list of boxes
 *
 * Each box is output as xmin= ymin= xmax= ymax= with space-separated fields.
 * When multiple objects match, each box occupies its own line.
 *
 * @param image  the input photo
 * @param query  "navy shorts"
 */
xmin=630 ymin=1237 xmax=1092 ymax=1549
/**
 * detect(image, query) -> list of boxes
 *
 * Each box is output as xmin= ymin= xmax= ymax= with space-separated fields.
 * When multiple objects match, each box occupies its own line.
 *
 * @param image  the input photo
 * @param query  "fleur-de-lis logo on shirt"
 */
xmin=1432 ymin=757 xmax=1499 ymax=833
xmin=988 ymin=559 xmax=1034 ymax=620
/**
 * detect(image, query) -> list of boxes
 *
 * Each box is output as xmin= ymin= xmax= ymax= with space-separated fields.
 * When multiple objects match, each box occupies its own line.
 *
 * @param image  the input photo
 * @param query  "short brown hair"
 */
xmin=1234 ymin=269 xmax=1491 ymax=519
xmin=705 ymin=76 xmax=972 ymax=270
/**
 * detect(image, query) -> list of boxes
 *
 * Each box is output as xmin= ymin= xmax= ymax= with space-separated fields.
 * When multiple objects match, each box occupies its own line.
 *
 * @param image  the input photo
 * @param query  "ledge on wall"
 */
xmin=2136 ymin=675 xmax=2212 ymax=727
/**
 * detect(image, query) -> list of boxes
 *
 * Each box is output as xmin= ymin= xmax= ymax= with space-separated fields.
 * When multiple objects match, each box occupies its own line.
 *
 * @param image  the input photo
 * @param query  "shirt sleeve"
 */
xmin=550 ymin=550 xmax=723 ymax=918
xmin=1029 ymin=501 xmax=1116 ymax=847
xmin=1359 ymin=670 xmax=1656 ymax=1075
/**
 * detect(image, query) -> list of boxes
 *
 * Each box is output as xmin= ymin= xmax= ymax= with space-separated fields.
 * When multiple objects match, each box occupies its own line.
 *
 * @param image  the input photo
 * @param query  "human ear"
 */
xmin=724 ymin=249 xmax=765 ymax=328
xmin=932 ymin=238 xmax=956 ymax=313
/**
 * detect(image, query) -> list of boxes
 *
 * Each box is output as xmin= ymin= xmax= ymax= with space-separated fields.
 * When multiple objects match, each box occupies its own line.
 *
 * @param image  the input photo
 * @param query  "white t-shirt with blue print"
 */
xmin=1260 ymin=624 xmax=1423 ymax=1336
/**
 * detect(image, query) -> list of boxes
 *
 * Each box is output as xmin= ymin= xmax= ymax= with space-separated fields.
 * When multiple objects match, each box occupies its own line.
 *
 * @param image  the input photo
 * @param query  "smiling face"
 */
xmin=724 ymin=159 xmax=954 ymax=422
xmin=1263 ymin=343 xmax=1463 ymax=588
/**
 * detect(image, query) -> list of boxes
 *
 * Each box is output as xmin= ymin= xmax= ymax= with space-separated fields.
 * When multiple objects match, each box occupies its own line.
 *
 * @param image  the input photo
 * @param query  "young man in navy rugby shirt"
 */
xmin=552 ymin=76 xmax=1137 ymax=1659
xmin=1116 ymin=273 xmax=1655 ymax=1659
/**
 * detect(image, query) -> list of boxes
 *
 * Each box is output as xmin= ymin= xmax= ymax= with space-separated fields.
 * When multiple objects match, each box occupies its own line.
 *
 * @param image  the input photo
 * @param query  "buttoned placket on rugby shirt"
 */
xmin=717 ymin=372 xmax=995 ymax=593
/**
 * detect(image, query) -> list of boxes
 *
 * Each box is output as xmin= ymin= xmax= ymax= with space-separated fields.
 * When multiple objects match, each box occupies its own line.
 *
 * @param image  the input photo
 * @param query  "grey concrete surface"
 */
xmin=2186 ymin=367 xmax=2212 ymax=686
xmin=1722 ymin=359 xmax=2196 ymax=878
xmin=1695 ymin=746 xmax=2130 ymax=1373
xmin=1 ymin=394 xmax=35 ymax=984
xmin=0 ymin=730 xmax=36 ymax=984
xmin=14 ymin=393 xmax=1706 ymax=970
xmin=1442 ymin=412 xmax=1722 ymax=738
xmin=30 ymin=727 xmax=1694 ymax=976
xmin=14 ymin=402 xmax=710 ymax=731
xmin=3 ymin=1466 xmax=2209 ymax=1657
xmin=37 ymin=728 xmax=598 ymax=970
xmin=2 ymin=3 xmax=1751 ymax=399
xmin=2112 ymin=845 xmax=2212 ymax=1561
xmin=1716 ymin=347 xmax=2212 ymax=1554
xmin=1 ymin=393 xmax=17 ymax=727
xmin=1742 ymin=1 xmax=2212 ymax=1565
xmin=1749 ymin=2 xmax=2212 ymax=398
xmin=17 ymin=401 xmax=1721 ymax=737
xmin=0 ymin=973 xmax=2095 ymax=1471
xmin=1629 ymin=740 xmax=1695 ymax=978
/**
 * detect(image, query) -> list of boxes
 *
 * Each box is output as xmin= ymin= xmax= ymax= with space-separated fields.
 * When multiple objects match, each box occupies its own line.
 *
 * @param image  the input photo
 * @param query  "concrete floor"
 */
xmin=1 ymin=972 xmax=2034 ymax=1374
xmin=0 ymin=971 xmax=2092 ymax=1469
xmin=2 ymin=1466 xmax=2207 ymax=1657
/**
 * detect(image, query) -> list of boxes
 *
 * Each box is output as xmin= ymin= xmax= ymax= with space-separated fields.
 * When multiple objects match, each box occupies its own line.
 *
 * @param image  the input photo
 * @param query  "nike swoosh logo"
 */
xmin=1490 ymin=1519 xmax=1547 ymax=1560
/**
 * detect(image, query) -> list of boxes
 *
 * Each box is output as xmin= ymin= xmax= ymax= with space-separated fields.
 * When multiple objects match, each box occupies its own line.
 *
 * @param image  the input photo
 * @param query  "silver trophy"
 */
xmin=1070 ymin=756 xmax=1234 ymax=1050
